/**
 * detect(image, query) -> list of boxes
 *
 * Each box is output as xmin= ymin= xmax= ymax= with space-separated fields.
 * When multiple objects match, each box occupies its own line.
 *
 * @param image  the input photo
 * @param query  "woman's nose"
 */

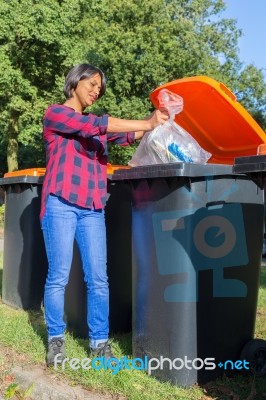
xmin=94 ymin=87 xmax=100 ymax=96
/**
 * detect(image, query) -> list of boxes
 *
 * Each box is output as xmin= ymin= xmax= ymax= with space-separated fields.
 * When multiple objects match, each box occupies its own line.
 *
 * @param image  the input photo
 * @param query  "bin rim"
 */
xmin=3 ymin=165 xmax=131 ymax=178
xmin=4 ymin=168 xmax=46 ymax=178
xmin=111 ymin=162 xmax=245 ymax=181
xmin=107 ymin=163 xmax=131 ymax=175
xmin=1 ymin=165 xmax=131 ymax=183
xmin=233 ymin=155 xmax=266 ymax=174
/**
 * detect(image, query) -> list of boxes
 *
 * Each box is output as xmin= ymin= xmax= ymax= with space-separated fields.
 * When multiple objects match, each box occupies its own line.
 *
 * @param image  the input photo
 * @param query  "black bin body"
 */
xmin=112 ymin=163 xmax=264 ymax=387
xmin=0 ymin=175 xmax=132 ymax=334
xmin=0 ymin=176 xmax=47 ymax=309
xmin=65 ymin=179 xmax=132 ymax=335
xmin=234 ymin=154 xmax=266 ymax=262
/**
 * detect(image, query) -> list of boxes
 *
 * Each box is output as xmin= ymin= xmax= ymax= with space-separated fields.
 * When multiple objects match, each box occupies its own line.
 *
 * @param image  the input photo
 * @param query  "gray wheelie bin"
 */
xmin=0 ymin=169 xmax=47 ymax=309
xmin=64 ymin=176 xmax=132 ymax=336
xmin=0 ymin=167 xmax=132 ymax=333
xmin=111 ymin=163 xmax=264 ymax=386
xmin=233 ymin=154 xmax=266 ymax=378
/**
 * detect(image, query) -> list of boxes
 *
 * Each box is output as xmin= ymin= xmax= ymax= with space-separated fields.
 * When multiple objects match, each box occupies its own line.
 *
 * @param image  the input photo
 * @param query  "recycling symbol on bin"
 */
xmin=152 ymin=203 xmax=248 ymax=302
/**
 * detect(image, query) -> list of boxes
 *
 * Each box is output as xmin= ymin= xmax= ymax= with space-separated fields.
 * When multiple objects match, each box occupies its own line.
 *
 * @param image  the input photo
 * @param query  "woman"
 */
xmin=41 ymin=63 xmax=169 ymax=366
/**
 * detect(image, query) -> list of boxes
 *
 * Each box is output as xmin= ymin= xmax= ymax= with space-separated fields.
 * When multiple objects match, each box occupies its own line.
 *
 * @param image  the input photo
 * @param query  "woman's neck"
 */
xmin=64 ymin=99 xmax=83 ymax=113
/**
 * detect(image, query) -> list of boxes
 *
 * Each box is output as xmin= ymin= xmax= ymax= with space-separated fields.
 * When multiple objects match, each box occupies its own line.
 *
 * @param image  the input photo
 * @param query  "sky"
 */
xmin=221 ymin=0 xmax=266 ymax=70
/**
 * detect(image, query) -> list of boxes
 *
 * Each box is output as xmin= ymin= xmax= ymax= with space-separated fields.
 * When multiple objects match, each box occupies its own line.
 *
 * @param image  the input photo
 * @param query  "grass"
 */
xmin=0 ymin=248 xmax=265 ymax=399
xmin=256 ymin=267 xmax=266 ymax=342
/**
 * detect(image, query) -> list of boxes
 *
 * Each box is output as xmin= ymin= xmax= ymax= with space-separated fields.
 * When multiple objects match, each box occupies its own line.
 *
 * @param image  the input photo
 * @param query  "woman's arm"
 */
xmin=134 ymin=130 xmax=146 ymax=140
xmin=107 ymin=109 xmax=169 ymax=134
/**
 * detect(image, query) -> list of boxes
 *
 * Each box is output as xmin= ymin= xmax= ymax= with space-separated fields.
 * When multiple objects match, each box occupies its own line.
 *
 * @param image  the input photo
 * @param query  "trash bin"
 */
xmin=65 ymin=174 xmax=133 ymax=336
xmin=232 ymin=154 xmax=266 ymax=379
xmin=0 ymin=166 xmax=132 ymax=334
xmin=0 ymin=168 xmax=47 ymax=309
xmin=234 ymin=154 xmax=266 ymax=257
xmin=112 ymin=163 xmax=265 ymax=386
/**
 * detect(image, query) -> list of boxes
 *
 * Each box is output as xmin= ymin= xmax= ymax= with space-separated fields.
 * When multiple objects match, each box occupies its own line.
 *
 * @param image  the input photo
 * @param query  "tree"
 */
xmin=83 ymin=0 xmax=266 ymax=163
xmin=0 ymin=0 xmax=265 ymax=171
xmin=233 ymin=65 xmax=266 ymax=130
xmin=86 ymin=0 xmax=243 ymax=116
xmin=0 ymin=0 xmax=89 ymax=172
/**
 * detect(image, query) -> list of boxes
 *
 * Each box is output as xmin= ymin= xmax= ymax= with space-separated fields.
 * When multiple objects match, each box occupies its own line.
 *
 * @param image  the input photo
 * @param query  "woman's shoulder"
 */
xmin=46 ymin=104 xmax=69 ymax=111
xmin=44 ymin=104 xmax=73 ymax=117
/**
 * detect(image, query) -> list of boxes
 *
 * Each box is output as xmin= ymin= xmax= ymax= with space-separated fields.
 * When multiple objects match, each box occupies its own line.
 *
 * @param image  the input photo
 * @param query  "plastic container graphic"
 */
xmin=0 ymin=167 xmax=132 ymax=334
xmin=112 ymin=163 xmax=264 ymax=386
xmin=150 ymin=76 xmax=266 ymax=165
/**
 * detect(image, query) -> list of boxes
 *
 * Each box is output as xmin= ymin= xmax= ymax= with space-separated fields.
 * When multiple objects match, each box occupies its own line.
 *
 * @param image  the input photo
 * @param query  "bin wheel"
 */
xmin=240 ymin=338 xmax=266 ymax=377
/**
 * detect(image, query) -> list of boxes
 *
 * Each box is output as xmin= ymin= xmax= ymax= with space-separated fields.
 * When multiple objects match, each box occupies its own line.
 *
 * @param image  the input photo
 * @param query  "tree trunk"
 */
xmin=7 ymin=114 xmax=19 ymax=172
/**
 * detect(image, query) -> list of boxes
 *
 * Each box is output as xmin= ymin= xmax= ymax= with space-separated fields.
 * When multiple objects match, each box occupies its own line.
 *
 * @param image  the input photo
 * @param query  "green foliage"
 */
xmin=85 ymin=0 xmax=242 ymax=115
xmin=0 ymin=0 xmax=265 ymax=170
xmin=0 ymin=0 xmax=90 ymax=171
xmin=0 ymin=204 xmax=5 ymax=227
xmin=5 ymin=382 xmax=34 ymax=400
xmin=84 ymin=0 xmax=266 ymax=162
xmin=108 ymin=143 xmax=137 ymax=165
xmin=234 ymin=65 xmax=266 ymax=129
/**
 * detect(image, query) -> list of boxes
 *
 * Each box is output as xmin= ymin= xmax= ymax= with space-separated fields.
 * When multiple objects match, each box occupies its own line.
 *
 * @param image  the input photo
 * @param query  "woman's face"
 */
xmin=73 ymin=73 xmax=102 ymax=110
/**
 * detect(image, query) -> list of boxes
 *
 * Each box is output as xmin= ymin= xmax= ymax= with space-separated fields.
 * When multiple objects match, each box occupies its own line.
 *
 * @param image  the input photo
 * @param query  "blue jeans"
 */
xmin=41 ymin=194 xmax=109 ymax=345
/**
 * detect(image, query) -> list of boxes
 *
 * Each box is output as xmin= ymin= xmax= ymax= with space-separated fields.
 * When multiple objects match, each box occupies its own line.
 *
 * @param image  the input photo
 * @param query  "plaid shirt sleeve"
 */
xmin=43 ymin=104 xmax=108 ymax=138
xmin=107 ymin=132 xmax=136 ymax=146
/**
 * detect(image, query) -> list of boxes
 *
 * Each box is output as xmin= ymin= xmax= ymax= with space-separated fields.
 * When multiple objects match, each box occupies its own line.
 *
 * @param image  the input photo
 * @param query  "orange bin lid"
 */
xmin=4 ymin=168 xmax=46 ymax=178
xmin=4 ymin=165 xmax=130 ymax=178
xmin=150 ymin=76 xmax=266 ymax=165
xmin=107 ymin=163 xmax=131 ymax=174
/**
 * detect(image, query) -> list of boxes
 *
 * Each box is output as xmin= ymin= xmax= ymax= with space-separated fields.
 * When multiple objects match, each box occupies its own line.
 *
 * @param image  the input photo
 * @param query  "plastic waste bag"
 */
xmin=129 ymin=89 xmax=212 ymax=166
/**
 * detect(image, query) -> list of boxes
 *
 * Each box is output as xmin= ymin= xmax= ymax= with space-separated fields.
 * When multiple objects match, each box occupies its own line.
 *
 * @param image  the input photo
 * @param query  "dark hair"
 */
xmin=63 ymin=63 xmax=106 ymax=99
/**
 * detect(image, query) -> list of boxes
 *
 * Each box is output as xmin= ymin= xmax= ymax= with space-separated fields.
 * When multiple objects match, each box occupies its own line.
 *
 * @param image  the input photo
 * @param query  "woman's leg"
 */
xmin=42 ymin=195 xmax=77 ymax=340
xmin=75 ymin=208 xmax=109 ymax=348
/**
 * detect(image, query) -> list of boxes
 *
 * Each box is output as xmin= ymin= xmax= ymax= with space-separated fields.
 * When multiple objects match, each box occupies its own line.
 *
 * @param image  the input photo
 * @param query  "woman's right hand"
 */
xmin=145 ymin=108 xmax=170 ymax=130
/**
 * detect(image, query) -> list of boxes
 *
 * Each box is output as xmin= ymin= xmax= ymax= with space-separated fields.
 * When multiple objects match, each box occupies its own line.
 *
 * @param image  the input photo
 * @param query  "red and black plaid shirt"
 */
xmin=40 ymin=104 xmax=135 ymax=219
